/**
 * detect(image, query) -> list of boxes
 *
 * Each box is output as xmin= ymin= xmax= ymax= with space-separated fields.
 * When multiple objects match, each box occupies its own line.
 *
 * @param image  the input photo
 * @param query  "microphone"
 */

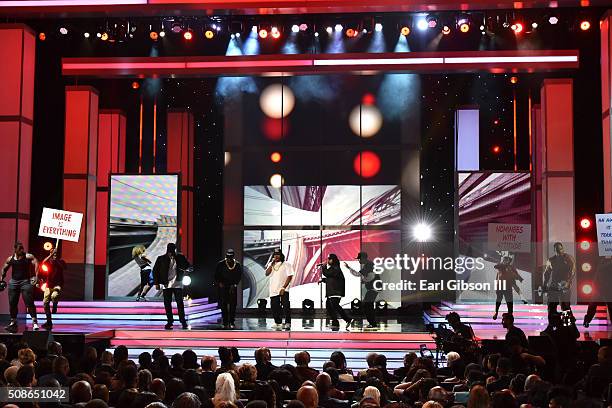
xmin=316 ymin=263 xmax=324 ymax=268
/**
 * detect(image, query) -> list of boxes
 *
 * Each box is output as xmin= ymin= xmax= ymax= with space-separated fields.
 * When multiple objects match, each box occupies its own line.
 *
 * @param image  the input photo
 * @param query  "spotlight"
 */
xmin=235 ymin=33 xmax=240 ymax=38
xmin=204 ymin=29 xmax=215 ymax=39
xmin=459 ymin=21 xmax=470 ymax=33
xmin=59 ymin=27 xmax=68 ymax=35
xmin=270 ymin=152 xmax=282 ymax=163
xmin=150 ymin=31 xmax=159 ymax=40
xmin=183 ymin=30 xmax=193 ymax=40
xmin=182 ymin=275 xmax=192 ymax=286
xmin=171 ymin=22 xmax=183 ymax=33
xmin=580 ymin=240 xmax=591 ymax=251
xmin=96 ymin=32 xmax=102 ymax=38
xmin=43 ymin=242 xmax=53 ymax=251
xmin=259 ymin=28 xmax=268 ymax=38
xmin=291 ymin=24 xmax=299 ymax=33
xmin=548 ymin=16 xmax=559 ymax=25
xmin=131 ymin=81 xmax=140 ymax=90
xmin=345 ymin=28 xmax=358 ymax=38
xmin=270 ymin=173 xmax=284 ymax=188
xmin=581 ymin=283 xmax=593 ymax=295
xmin=416 ymin=19 xmax=428 ymax=31
xmin=510 ymin=76 xmax=518 ymax=84
xmin=159 ymin=30 xmax=166 ymax=38
xmin=314 ymin=32 xmax=320 ymax=37
xmin=413 ymin=222 xmax=432 ymax=242
xmin=400 ymin=26 xmax=411 ymax=36
xmin=580 ymin=20 xmax=591 ymax=31
xmin=532 ymin=22 xmax=538 ymax=29
xmin=326 ymin=26 xmax=333 ymax=34
xmin=511 ymin=23 xmax=524 ymax=33
xmin=271 ymin=27 xmax=281 ymax=39
xmin=335 ymin=24 xmax=343 ymax=32
xmin=479 ymin=24 xmax=485 ymax=31
xmin=252 ymin=25 xmax=258 ymax=33
xmin=580 ymin=217 xmax=592 ymax=229
xmin=492 ymin=145 xmax=501 ymax=154
xmin=101 ymin=32 xmax=109 ymax=41
xmin=41 ymin=263 xmax=49 ymax=273
xmin=582 ymin=262 xmax=592 ymax=272
xmin=426 ymin=15 xmax=438 ymax=28
xmin=442 ymin=25 xmax=451 ymax=35
xmin=83 ymin=32 xmax=90 ymax=38
xmin=38 ymin=32 xmax=46 ymax=41
xmin=375 ymin=23 xmax=383 ymax=32
xmin=299 ymin=23 xmax=308 ymax=31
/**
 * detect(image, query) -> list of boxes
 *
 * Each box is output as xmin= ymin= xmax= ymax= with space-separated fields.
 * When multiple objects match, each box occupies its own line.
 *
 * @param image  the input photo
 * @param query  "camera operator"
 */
xmin=542 ymin=310 xmax=580 ymax=376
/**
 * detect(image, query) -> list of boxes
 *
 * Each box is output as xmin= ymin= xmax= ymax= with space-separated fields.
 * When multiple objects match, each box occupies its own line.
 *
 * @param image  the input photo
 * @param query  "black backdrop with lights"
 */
xmin=22 ymin=8 xmax=604 ymax=301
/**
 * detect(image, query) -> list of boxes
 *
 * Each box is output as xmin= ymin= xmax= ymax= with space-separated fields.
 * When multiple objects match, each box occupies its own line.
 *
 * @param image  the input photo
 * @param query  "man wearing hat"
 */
xmin=321 ymin=253 xmax=352 ymax=330
xmin=345 ymin=252 xmax=379 ymax=329
xmin=215 ymin=249 xmax=243 ymax=329
xmin=265 ymin=248 xmax=294 ymax=330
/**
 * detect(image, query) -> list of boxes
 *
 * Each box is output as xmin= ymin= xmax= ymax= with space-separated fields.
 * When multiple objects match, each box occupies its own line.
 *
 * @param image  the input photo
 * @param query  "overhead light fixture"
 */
xmin=59 ymin=27 xmax=68 ymax=35
xmin=511 ymin=22 xmax=524 ymax=33
xmin=334 ymin=24 xmax=343 ymax=32
xmin=183 ymin=29 xmax=193 ymax=40
xmin=375 ymin=23 xmax=383 ymax=32
xmin=548 ymin=16 xmax=559 ymax=25
xmin=291 ymin=24 xmax=299 ymax=33
xmin=271 ymin=26 xmax=281 ymax=39
xmin=416 ymin=18 xmax=428 ymax=31
xmin=426 ymin=15 xmax=438 ymax=28
xmin=580 ymin=20 xmax=591 ymax=31
xmin=83 ymin=32 xmax=90 ymax=38
xmin=442 ymin=25 xmax=451 ymax=35
xmin=400 ymin=25 xmax=411 ymax=36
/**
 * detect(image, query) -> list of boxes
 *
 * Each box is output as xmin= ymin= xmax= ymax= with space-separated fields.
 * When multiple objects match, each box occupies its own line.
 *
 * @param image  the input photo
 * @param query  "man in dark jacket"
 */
xmin=214 ymin=249 xmax=242 ymax=329
xmin=153 ymin=243 xmax=190 ymax=330
xmin=321 ymin=254 xmax=351 ymax=330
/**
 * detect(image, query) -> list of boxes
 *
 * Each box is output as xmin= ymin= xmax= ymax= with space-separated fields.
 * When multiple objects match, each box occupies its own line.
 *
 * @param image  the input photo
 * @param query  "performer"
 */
xmin=40 ymin=248 xmax=65 ymax=330
xmin=215 ymin=249 xmax=242 ymax=329
xmin=1 ymin=242 xmax=40 ymax=333
xmin=265 ymin=248 xmax=293 ymax=330
xmin=153 ymin=243 xmax=190 ymax=330
xmin=492 ymin=256 xmax=523 ymax=319
xmin=543 ymin=242 xmax=575 ymax=329
xmin=345 ymin=252 xmax=379 ymax=329
xmin=321 ymin=254 xmax=352 ymax=330
xmin=583 ymin=256 xmax=612 ymax=328
xmin=133 ymin=244 xmax=153 ymax=301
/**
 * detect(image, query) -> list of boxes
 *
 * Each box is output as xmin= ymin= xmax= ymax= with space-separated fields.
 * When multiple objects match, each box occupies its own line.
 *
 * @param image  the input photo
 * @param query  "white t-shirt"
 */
xmin=268 ymin=262 xmax=294 ymax=297
xmin=166 ymin=257 xmax=183 ymax=289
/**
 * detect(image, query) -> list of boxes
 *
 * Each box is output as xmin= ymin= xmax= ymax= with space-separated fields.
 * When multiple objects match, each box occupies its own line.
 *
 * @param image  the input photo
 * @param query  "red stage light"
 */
xmin=511 ymin=23 xmax=524 ymax=33
xmin=362 ymin=93 xmax=376 ymax=105
xmin=259 ymin=29 xmax=268 ymax=39
xmin=183 ymin=30 xmax=193 ymax=40
xmin=41 ymin=264 xmax=49 ymax=273
xmin=38 ymin=32 xmax=46 ymax=41
xmin=270 ymin=152 xmax=282 ymax=163
xmin=493 ymin=119 xmax=500 ymax=125
xmin=353 ymin=151 xmax=381 ymax=178
xmin=580 ymin=217 xmax=591 ymax=229
xmin=581 ymin=283 xmax=593 ymax=295
xmin=492 ymin=145 xmax=501 ymax=154
xmin=261 ymin=118 xmax=289 ymax=141
xmin=459 ymin=23 xmax=470 ymax=33
xmin=400 ymin=26 xmax=411 ymax=36
xmin=580 ymin=20 xmax=591 ymax=31
xmin=582 ymin=262 xmax=592 ymax=272
xmin=510 ymin=76 xmax=518 ymax=84
xmin=131 ymin=81 xmax=140 ymax=90
xmin=271 ymin=29 xmax=281 ymax=39
xmin=346 ymin=28 xmax=358 ymax=38
xmin=580 ymin=240 xmax=591 ymax=251
xmin=149 ymin=31 xmax=159 ymax=41
xmin=442 ymin=25 xmax=451 ymax=35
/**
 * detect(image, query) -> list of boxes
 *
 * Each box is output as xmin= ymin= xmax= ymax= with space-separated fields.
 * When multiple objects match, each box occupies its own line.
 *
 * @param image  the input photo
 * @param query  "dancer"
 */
xmin=153 ymin=243 xmax=190 ymax=330
xmin=345 ymin=252 xmax=379 ymax=329
xmin=265 ymin=248 xmax=293 ymax=330
xmin=215 ymin=249 xmax=243 ymax=329
xmin=1 ymin=242 xmax=40 ymax=332
xmin=321 ymin=253 xmax=352 ymax=330
xmin=40 ymin=248 xmax=65 ymax=330
xmin=133 ymin=244 xmax=153 ymax=301
xmin=543 ymin=242 xmax=575 ymax=330
xmin=492 ymin=256 xmax=523 ymax=319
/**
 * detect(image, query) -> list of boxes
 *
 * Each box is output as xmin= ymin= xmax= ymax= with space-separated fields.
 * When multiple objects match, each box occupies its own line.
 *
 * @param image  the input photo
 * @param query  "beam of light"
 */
xmin=367 ymin=29 xmax=386 ymax=53
xmin=325 ymin=30 xmax=345 ymax=54
xmin=282 ymin=32 xmax=299 ymax=54
xmin=216 ymin=37 xmax=257 ymax=100
xmin=142 ymin=45 xmax=161 ymax=97
xmin=242 ymin=29 xmax=260 ymax=55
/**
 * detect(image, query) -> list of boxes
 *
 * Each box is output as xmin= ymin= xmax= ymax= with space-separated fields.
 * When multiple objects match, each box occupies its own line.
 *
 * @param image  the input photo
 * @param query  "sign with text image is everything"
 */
xmin=38 ymin=207 xmax=83 ymax=243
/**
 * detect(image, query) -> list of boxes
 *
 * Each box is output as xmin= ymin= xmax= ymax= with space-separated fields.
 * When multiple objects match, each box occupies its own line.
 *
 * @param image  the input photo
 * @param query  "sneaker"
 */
xmin=181 ymin=323 xmax=189 ymax=330
xmin=41 ymin=321 xmax=53 ymax=331
xmin=136 ymin=296 xmax=142 ymax=302
xmin=345 ymin=319 xmax=353 ymax=331
xmin=493 ymin=312 xmax=498 ymax=320
xmin=283 ymin=323 xmax=291 ymax=331
xmin=164 ymin=322 xmax=173 ymax=330
xmin=365 ymin=323 xmax=379 ymax=331
xmin=229 ymin=323 xmax=236 ymax=329
xmin=5 ymin=322 xmax=17 ymax=333
xmin=32 ymin=322 xmax=39 ymax=331
xmin=273 ymin=323 xmax=283 ymax=331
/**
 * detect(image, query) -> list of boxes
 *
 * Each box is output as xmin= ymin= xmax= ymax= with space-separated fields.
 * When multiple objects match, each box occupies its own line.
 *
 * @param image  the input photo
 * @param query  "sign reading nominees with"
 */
xmin=38 ymin=207 xmax=83 ymax=243
xmin=487 ymin=223 xmax=532 ymax=253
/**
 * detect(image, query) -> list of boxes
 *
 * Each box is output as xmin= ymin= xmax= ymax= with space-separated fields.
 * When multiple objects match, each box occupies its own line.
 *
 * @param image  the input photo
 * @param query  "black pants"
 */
xmin=363 ymin=290 xmax=378 ymax=325
xmin=584 ymin=302 xmax=612 ymax=325
xmin=326 ymin=297 xmax=350 ymax=324
xmin=8 ymin=280 xmax=37 ymax=321
xmin=495 ymin=287 xmax=514 ymax=315
xmin=219 ymin=285 xmax=237 ymax=325
xmin=270 ymin=292 xmax=291 ymax=324
xmin=163 ymin=288 xmax=187 ymax=325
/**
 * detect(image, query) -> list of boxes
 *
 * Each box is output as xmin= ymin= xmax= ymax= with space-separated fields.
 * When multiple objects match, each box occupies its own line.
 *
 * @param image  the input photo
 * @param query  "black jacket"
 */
xmin=322 ymin=264 xmax=345 ymax=297
xmin=153 ymin=253 xmax=190 ymax=286
xmin=214 ymin=259 xmax=243 ymax=286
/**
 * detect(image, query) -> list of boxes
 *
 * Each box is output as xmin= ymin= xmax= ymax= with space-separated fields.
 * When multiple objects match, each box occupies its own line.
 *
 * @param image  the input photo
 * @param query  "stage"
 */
xmin=0 ymin=298 xmax=599 ymax=370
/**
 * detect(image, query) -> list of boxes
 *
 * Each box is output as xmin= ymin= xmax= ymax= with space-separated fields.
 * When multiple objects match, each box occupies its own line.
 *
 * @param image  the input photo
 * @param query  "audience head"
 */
xmin=139 ymin=352 xmax=153 ymax=369
xmin=166 ymin=378 xmax=187 ymax=403
xmin=215 ymin=372 xmax=237 ymax=403
xmin=363 ymin=386 xmax=381 ymax=404
xmin=295 ymin=351 xmax=311 ymax=367
xmin=85 ymin=399 xmax=109 ymax=408
xmin=468 ymin=385 xmax=490 ymax=408
xmin=0 ymin=343 xmax=7 ymax=360
xmin=250 ymin=381 xmax=276 ymax=408
xmin=238 ymin=363 xmax=257 ymax=383
xmin=255 ymin=348 xmax=272 ymax=365
xmin=171 ymin=353 xmax=184 ymax=369
xmin=201 ymin=355 xmax=217 ymax=372
xmin=330 ymin=351 xmax=347 ymax=370
xmin=296 ymin=385 xmax=318 ymax=408
xmin=18 ymin=348 xmax=36 ymax=366
xmin=496 ymin=357 xmax=512 ymax=376
xmin=93 ymin=383 xmax=109 ymax=403
xmin=172 ymin=392 xmax=201 ymax=408
xmin=16 ymin=365 xmax=35 ymax=386
xmin=4 ymin=365 xmax=19 ymax=385
xmin=114 ymin=345 xmax=129 ymax=366
xmin=150 ymin=378 xmax=166 ymax=401
xmin=72 ymin=380 xmax=93 ymax=404
xmin=138 ymin=368 xmax=153 ymax=392
xmin=403 ymin=352 xmax=418 ymax=368
xmin=218 ymin=347 xmax=234 ymax=367
xmin=365 ymin=353 xmax=378 ymax=368
xmin=182 ymin=350 xmax=199 ymax=370
xmin=47 ymin=341 xmax=62 ymax=356
xmin=491 ymin=390 xmax=517 ymax=408
xmin=315 ymin=372 xmax=332 ymax=396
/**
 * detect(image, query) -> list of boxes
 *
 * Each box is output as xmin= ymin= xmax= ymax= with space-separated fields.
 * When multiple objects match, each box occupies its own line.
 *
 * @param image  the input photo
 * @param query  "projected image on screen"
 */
xmin=107 ymin=175 xmax=179 ymax=297
xmin=457 ymin=172 xmax=532 ymax=302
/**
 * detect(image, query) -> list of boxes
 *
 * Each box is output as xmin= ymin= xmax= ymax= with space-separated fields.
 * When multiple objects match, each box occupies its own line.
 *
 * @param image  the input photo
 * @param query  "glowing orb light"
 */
xmin=349 ymin=104 xmax=383 ymax=138
xmin=270 ymin=174 xmax=284 ymax=188
xmin=259 ymin=84 xmax=295 ymax=119
xmin=353 ymin=151 xmax=381 ymax=178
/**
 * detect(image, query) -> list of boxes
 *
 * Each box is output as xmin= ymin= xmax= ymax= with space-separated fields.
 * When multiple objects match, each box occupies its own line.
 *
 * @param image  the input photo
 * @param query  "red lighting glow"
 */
xmin=510 ymin=76 xmax=518 ymax=84
xmin=183 ymin=30 xmax=193 ymax=40
xmin=270 ymin=152 xmax=282 ymax=163
xmin=131 ymin=81 xmax=140 ymax=89
xmin=271 ymin=27 xmax=281 ymax=39
xmin=492 ymin=145 xmax=501 ymax=154
xmin=580 ymin=217 xmax=591 ymax=229
xmin=261 ymin=118 xmax=289 ymax=141
xmin=41 ymin=264 xmax=49 ymax=273
xmin=259 ymin=29 xmax=268 ymax=39
xmin=38 ymin=32 xmax=46 ymax=41
xmin=580 ymin=240 xmax=591 ymax=251
xmin=511 ymin=23 xmax=524 ymax=33
xmin=362 ymin=93 xmax=376 ymax=105
xmin=353 ymin=151 xmax=381 ymax=178
xmin=580 ymin=20 xmax=591 ymax=31
xmin=581 ymin=283 xmax=593 ymax=295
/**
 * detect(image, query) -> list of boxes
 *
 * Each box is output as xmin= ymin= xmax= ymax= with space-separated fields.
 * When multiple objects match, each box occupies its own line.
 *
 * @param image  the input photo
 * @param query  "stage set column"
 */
xmin=601 ymin=13 xmax=612 ymax=212
xmin=539 ymin=79 xmax=575 ymax=300
xmin=531 ymin=104 xmax=544 ymax=289
xmin=95 ymin=110 xmax=126 ymax=299
xmin=63 ymin=86 xmax=99 ymax=300
xmin=167 ymin=110 xmax=194 ymax=261
xmin=0 ymin=24 xmax=35 ymax=315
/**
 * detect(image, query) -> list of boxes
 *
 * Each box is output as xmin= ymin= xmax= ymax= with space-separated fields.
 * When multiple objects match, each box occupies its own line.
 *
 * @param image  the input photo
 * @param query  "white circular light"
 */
xmin=532 ymin=22 xmax=538 ymax=29
xmin=326 ymin=26 xmax=333 ymax=34
xmin=417 ymin=19 xmax=428 ymax=31
xmin=549 ymin=16 xmax=559 ymax=25
xmin=314 ymin=32 xmax=320 ymax=37
xmin=259 ymin=84 xmax=296 ymax=119
xmin=292 ymin=25 xmax=299 ymax=33
xmin=182 ymin=276 xmax=192 ymax=286
xmin=84 ymin=32 xmax=90 ymax=38
xmin=348 ymin=104 xmax=383 ymax=138
xmin=335 ymin=24 xmax=343 ymax=32
xmin=252 ymin=25 xmax=258 ymax=33
xmin=413 ymin=223 xmax=432 ymax=242
xmin=375 ymin=23 xmax=383 ymax=32
xmin=236 ymin=32 xmax=241 ymax=38
xmin=159 ymin=30 xmax=166 ymax=37
xmin=59 ymin=27 xmax=68 ymax=35
xmin=270 ymin=174 xmax=284 ymax=188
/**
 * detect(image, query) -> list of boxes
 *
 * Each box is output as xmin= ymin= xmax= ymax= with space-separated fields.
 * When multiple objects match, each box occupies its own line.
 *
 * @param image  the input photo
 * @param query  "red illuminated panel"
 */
xmin=94 ymin=191 xmax=107 ymax=265
xmin=18 ymin=122 xmax=32 ymax=214
xmin=0 ymin=122 xmax=19 ymax=213
xmin=98 ymin=112 xmax=112 ymax=188
xmin=0 ymin=28 xmax=23 ymax=117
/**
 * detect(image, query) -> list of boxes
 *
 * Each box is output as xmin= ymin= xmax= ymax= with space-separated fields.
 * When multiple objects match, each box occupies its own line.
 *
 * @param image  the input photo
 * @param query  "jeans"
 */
xmin=8 ymin=279 xmax=36 ymax=321
xmin=495 ymin=287 xmax=514 ymax=315
xmin=270 ymin=292 xmax=291 ymax=324
xmin=163 ymin=288 xmax=187 ymax=325
xmin=363 ymin=290 xmax=378 ymax=325
xmin=219 ymin=285 xmax=237 ymax=325
xmin=326 ymin=297 xmax=350 ymax=324
xmin=43 ymin=286 xmax=61 ymax=317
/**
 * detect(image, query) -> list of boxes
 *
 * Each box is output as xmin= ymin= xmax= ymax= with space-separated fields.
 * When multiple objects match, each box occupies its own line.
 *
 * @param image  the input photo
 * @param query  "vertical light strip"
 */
xmin=153 ymin=97 xmax=157 ymax=173
xmin=455 ymin=108 xmax=480 ymax=171
xmin=528 ymin=90 xmax=532 ymax=172
xmin=513 ymin=89 xmax=518 ymax=171
xmin=138 ymin=96 xmax=143 ymax=173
